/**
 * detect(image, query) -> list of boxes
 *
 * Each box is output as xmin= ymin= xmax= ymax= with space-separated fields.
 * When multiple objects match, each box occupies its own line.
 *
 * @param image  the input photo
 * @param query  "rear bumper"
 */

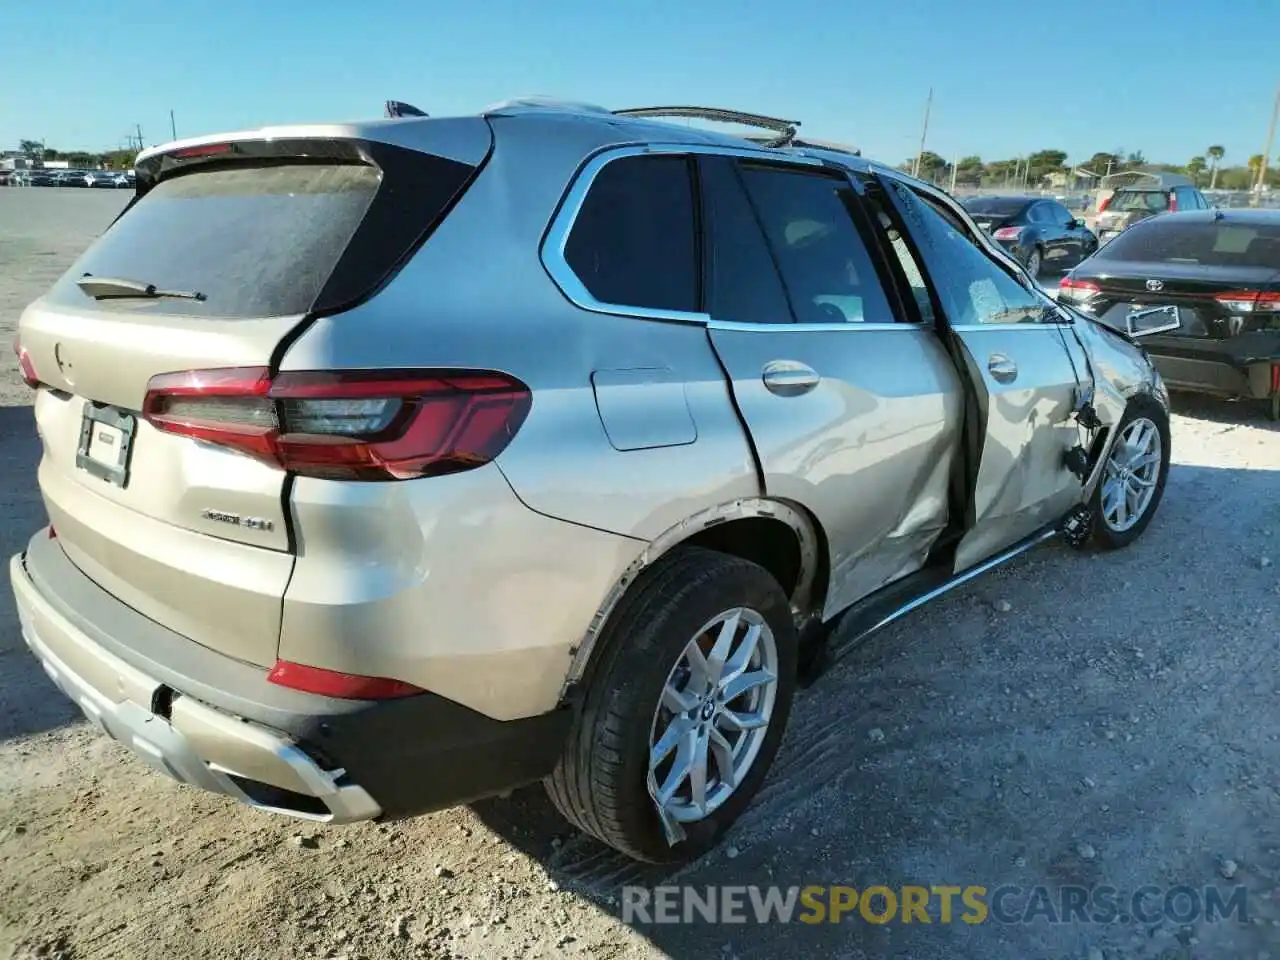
xmin=1145 ymin=335 xmax=1280 ymax=399
xmin=9 ymin=533 xmax=573 ymax=823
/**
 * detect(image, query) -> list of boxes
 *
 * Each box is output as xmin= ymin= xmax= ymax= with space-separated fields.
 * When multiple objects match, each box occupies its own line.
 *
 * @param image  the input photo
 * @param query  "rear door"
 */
xmin=16 ymin=125 xmax=490 ymax=664
xmin=876 ymin=175 xmax=1087 ymax=571
xmin=699 ymin=156 xmax=965 ymax=615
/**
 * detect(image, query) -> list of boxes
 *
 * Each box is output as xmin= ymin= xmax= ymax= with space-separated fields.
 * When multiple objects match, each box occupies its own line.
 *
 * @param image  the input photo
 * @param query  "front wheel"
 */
xmin=546 ymin=547 xmax=797 ymax=863
xmin=1089 ymin=396 xmax=1171 ymax=549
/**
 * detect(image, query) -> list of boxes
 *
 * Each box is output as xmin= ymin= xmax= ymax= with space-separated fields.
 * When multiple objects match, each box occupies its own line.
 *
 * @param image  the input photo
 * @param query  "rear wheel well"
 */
xmin=683 ymin=516 xmax=824 ymax=612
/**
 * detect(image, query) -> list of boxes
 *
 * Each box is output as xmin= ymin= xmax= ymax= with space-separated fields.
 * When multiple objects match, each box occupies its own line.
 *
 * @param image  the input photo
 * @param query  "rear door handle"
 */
xmin=987 ymin=354 xmax=1018 ymax=383
xmin=762 ymin=360 xmax=820 ymax=397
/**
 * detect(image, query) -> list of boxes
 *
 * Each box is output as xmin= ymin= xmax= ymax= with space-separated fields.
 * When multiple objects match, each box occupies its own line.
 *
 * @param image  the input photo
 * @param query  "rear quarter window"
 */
xmin=1096 ymin=219 xmax=1280 ymax=268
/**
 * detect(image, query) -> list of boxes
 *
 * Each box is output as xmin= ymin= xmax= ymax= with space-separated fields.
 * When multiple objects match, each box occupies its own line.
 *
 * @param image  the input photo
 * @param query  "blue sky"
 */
xmin=3 ymin=0 xmax=1277 ymax=168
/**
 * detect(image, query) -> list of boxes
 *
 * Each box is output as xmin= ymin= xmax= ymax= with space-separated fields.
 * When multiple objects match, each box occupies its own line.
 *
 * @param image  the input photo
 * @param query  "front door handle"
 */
xmin=987 ymin=354 xmax=1018 ymax=383
xmin=762 ymin=360 xmax=821 ymax=397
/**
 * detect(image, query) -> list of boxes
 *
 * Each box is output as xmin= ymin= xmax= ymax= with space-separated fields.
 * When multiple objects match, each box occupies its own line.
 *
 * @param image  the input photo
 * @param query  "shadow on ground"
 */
xmin=0 ymin=405 xmax=80 ymax=742
xmin=1170 ymin=391 xmax=1279 ymax=431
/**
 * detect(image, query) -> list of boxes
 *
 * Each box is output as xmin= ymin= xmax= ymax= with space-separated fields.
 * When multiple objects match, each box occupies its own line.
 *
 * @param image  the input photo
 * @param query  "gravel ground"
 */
xmin=1 ymin=189 xmax=1278 ymax=960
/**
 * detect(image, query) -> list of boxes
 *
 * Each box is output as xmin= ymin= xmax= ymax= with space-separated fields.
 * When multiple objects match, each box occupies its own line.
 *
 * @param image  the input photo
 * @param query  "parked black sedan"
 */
xmin=961 ymin=195 xmax=1099 ymax=276
xmin=1059 ymin=209 xmax=1280 ymax=419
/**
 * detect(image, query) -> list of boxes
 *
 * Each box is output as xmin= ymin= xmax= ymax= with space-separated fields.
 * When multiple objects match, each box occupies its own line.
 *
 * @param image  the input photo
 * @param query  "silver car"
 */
xmin=9 ymin=99 xmax=1172 ymax=863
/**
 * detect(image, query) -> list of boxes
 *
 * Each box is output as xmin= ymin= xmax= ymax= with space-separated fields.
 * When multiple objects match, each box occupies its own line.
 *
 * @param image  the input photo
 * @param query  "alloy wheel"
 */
xmin=1100 ymin=416 xmax=1163 ymax=533
xmin=647 ymin=607 xmax=779 ymax=825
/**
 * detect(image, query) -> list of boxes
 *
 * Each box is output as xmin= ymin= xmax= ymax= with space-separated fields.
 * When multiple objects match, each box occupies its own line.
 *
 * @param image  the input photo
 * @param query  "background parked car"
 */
xmin=1095 ymin=174 xmax=1209 ymax=245
xmin=84 ymin=171 xmax=120 ymax=188
xmin=961 ymin=195 xmax=1098 ymax=276
xmin=1060 ymin=208 xmax=1280 ymax=419
xmin=28 ymin=170 xmax=58 ymax=187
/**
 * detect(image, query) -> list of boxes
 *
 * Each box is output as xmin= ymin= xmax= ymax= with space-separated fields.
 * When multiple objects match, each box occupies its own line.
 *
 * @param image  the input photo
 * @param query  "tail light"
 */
xmin=13 ymin=335 xmax=39 ymax=388
xmin=1167 ymin=191 xmax=1178 ymax=212
xmin=1098 ymin=196 xmax=1112 ymax=213
xmin=143 ymin=367 xmax=531 ymax=481
xmin=1214 ymin=290 xmax=1280 ymax=313
xmin=267 ymin=660 xmax=424 ymax=700
xmin=1059 ymin=276 xmax=1102 ymax=301
xmin=992 ymin=226 xmax=1022 ymax=241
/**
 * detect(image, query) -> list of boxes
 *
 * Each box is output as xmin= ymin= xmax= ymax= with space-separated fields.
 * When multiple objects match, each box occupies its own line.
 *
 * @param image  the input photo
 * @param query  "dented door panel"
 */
xmin=707 ymin=325 xmax=964 ymax=617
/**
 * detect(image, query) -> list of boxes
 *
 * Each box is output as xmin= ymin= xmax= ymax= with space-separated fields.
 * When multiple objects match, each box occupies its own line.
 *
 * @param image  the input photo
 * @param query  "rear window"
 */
xmin=1095 ymin=218 xmax=1280 ymax=268
xmin=1107 ymin=190 xmax=1170 ymax=213
xmin=51 ymin=163 xmax=383 ymax=318
xmin=962 ymin=197 xmax=1031 ymax=217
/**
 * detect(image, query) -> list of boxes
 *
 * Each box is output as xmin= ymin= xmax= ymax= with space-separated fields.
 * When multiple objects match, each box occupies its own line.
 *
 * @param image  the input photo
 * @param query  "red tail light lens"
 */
xmin=1098 ymin=196 xmax=1112 ymax=212
xmin=13 ymin=335 xmax=39 ymax=388
xmin=992 ymin=226 xmax=1022 ymax=240
xmin=1167 ymin=192 xmax=1178 ymax=212
xmin=1058 ymin=276 xmax=1102 ymax=301
xmin=143 ymin=367 xmax=531 ymax=481
xmin=267 ymin=660 xmax=424 ymax=700
xmin=1214 ymin=290 xmax=1280 ymax=313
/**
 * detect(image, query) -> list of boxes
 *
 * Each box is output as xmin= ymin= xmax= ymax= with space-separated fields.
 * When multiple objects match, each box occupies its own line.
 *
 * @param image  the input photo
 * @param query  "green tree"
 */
xmin=955 ymin=155 xmax=984 ymax=185
xmin=1126 ymin=150 xmax=1146 ymax=166
xmin=1186 ymin=156 xmax=1206 ymax=185
xmin=913 ymin=150 xmax=948 ymax=182
xmin=18 ymin=139 xmax=44 ymax=160
xmin=1026 ymin=149 xmax=1068 ymax=183
xmin=1248 ymin=153 xmax=1265 ymax=185
xmin=1207 ymin=145 xmax=1225 ymax=189
xmin=1085 ymin=152 xmax=1120 ymax=175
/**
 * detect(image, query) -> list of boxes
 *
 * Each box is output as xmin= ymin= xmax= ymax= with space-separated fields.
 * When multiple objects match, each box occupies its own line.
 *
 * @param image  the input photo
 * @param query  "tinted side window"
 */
xmin=883 ymin=179 xmax=1056 ymax=326
xmin=737 ymin=165 xmax=895 ymax=324
xmin=1048 ymin=202 xmax=1074 ymax=225
xmin=698 ymin=156 xmax=793 ymax=324
xmin=564 ymin=155 xmax=698 ymax=312
xmin=1027 ymin=203 xmax=1052 ymax=224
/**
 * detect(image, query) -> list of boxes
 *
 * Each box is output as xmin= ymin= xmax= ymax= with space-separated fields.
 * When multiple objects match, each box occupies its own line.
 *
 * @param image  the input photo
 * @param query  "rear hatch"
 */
xmin=1098 ymin=190 xmax=1170 ymax=232
xmin=16 ymin=122 xmax=490 ymax=665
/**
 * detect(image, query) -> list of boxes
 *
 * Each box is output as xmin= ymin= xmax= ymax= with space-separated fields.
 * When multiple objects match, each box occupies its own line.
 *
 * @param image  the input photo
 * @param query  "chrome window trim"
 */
xmin=541 ymin=143 xmax=825 ymax=325
xmin=950 ymin=321 xmax=1073 ymax=332
xmin=709 ymin=320 xmax=917 ymax=333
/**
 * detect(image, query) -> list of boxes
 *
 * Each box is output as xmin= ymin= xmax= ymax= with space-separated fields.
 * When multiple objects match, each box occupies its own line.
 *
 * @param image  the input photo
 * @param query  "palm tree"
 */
xmin=1207 ymin=145 xmax=1225 ymax=189
xmin=1186 ymin=156 xmax=1207 ymax=185
xmin=1248 ymin=154 xmax=1265 ymax=186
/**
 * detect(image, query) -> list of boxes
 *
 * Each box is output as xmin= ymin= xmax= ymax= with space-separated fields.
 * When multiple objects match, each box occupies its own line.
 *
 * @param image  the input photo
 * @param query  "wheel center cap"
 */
xmin=701 ymin=701 xmax=716 ymax=721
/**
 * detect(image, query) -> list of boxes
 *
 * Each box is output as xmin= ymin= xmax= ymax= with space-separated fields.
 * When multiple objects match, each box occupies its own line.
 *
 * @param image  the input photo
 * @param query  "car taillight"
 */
xmin=1058 ymin=276 xmax=1102 ymax=300
xmin=992 ymin=226 xmax=1022 ymax=240
xmin=1214 ymin=290 xmax=1280 ymax=313
xmin=1098 ymin=196 xmax=1111 ymax=212
xmin=143 ymin=366 xmax=531 ymax=481
xmin=13 ymin=335 xmax=39 ymax=388
xmin=1167 ymin=192 xmax=1177 ymax=212
xmin=266 ymin=660 xmax=424 ymax=700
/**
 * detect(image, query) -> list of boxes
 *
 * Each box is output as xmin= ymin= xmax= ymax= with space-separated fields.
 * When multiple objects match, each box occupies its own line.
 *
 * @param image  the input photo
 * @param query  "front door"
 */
xmin=696 ymin=156 xmax=965 ymax=616
xmin=877 ymin=175 xmax=1088 ymax=571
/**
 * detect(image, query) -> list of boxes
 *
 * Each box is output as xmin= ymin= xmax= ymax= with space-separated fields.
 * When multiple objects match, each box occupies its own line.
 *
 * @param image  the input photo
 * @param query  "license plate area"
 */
xmin=76 ymin=403 xmax=136 ymax=488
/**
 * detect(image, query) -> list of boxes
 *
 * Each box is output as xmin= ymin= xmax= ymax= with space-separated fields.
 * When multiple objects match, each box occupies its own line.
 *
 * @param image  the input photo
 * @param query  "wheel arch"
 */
xmin=559 ymin=497 xmax=828 ymax=700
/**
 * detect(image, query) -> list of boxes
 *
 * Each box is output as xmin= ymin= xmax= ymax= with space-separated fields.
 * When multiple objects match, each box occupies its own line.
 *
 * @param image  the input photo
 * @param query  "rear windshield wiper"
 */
xmin=77 ymin=274 xmax=206 ymax=302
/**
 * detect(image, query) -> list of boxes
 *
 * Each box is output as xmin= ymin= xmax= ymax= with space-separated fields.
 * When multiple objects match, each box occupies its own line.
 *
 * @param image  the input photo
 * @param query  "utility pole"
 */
xmin=170 ymin=110 xmax=177 ymax=141
xmin=912 ymin=87 xmax=933 ymax=179
xmin=950 ymin=152 xmax=958 ymax=194
xmin=135 ymin=124 xmax=144 ymax=152
xmin=1255 ymin=82 xmax=1279 ymax=194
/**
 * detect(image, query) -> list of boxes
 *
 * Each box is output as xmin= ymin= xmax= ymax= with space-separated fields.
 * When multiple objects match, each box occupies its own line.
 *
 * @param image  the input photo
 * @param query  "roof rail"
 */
xmin=745 ymin=134 xmax=860 ymax=157
xmin=613 ymin=106 xmax=800 ymax=146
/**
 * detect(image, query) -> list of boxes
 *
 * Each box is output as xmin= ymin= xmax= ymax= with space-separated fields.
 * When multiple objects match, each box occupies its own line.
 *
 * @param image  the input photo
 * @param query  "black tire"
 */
xmin=1089 ymin=395 xmax=1171 ymax=549
xmin=1025 ymin=246 xmax=1043 ymax=277
xmin=545 ymin=546 xmax=798 ymax=863
xmin=1268 ymin=391 xmax=1279 ymax=422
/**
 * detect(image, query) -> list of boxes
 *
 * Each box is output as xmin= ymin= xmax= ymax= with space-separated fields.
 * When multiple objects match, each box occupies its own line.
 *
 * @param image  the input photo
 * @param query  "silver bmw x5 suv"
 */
xmin=9 ymin=99 xmax=1171 ymax=863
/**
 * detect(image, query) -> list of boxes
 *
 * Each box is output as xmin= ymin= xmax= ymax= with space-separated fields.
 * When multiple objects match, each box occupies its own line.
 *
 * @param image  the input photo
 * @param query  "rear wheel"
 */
xmin=546 ymin=547 xmax=797 ymax=862
xmin=1269 ymin=391 xmax=1279 ymax=422
xmin=1025 ymin=246 xmax=1043 ymax=277
xmin=1089 ymin=396 xmax=1171 ymax=549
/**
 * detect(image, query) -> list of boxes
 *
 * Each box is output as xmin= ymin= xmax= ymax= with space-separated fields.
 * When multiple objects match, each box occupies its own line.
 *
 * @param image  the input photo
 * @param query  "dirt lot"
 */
xmin=1 ymin=189 xmax=1278 ymax=960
